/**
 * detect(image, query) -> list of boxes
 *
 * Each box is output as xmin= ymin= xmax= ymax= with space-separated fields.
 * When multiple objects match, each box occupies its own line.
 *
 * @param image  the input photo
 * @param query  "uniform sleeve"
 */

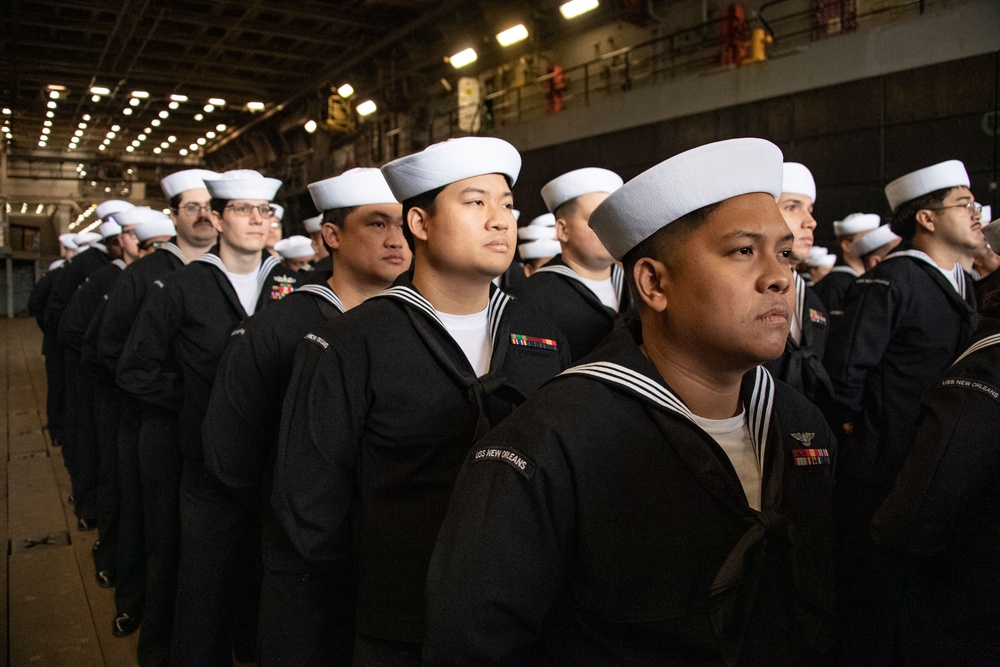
xmin=824 ymin=276 xmax=900 ymax=421
xmin=270 ymin=332 xmax=366 ymax=564
xmin=80 ymin=298 xmax=109 ymax=374
xmin=872 ymin=384 xmax=1000 ymax=556
xmin=44 ymin=261 xmax=83 ymax=335
xmin=28 ymin=272 xmax=53 ymax=329
xmin=424 ymin=428 xmax=573 ymax=665
xmin=58 ymin=277 xmax=97 ymax=351
xmin=98 ymin=271 xmax=143 ymax=376
xmin=202 ymin=327 xmax=279 ymax=508
xmin=116 ymin=279 xmax=183 ymax=412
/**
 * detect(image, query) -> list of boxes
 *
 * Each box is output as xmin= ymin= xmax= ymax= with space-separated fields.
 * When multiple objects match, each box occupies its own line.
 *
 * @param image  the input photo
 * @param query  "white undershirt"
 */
xmin=224 ymin=268 xmax=260 ymax=316
xmin=437 ymin=307 xmax=491 ymax=377
xmin=936 ymin=263 xmax=961 ymax=293
xmin=577 ymin=275 xmax=620 ymax=312
xmin=690 ymin=409 xmax=761 ymax=510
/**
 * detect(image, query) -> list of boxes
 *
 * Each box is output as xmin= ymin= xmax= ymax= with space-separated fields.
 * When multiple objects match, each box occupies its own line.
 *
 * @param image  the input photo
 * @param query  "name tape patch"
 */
xmin=940 ymin=378 xmax=1000 ymax=403
xmin=473 ymin=447 xmax=536 ymax=479
xmin=792 ymin=448 xmax=830 ymax=467
xmin=304 ymin=333 xmax=329 ymax=349
xmin=510 ymin=334 xmax=558 ymax=351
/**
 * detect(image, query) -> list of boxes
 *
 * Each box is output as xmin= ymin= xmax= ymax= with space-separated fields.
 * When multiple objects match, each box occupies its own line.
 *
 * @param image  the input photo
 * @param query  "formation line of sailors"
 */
xmin=27 ymin=134 xmax=997 ymax=666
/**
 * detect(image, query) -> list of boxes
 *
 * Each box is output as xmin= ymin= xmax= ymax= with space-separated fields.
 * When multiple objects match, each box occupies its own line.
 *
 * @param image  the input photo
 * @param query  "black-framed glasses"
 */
xmin=927 ymin=201 xmax=983 ymax=216
xmin=139 ymin=240 xmax=164 ymax=252
xmin=178 ymin=203 xmax=211 ymax=214
xmin=225 ymin=203 xmax=276 ymax=218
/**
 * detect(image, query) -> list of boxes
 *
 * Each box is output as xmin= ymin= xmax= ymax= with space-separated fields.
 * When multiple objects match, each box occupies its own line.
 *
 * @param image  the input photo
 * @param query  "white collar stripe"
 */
xmin=294 ymin=284 xmax=345 ymax=313
xmin=886 ymin=249 xmax=967 ymax=298
xmin=793 ymin=271 xmax=806 ymax=323
xmin=112 ymin=259 xmax=127 ymax=270
xmin=159 ymin=241 xmax=187 ymax=263
xmin=562 ymin=361 xmax=775 ymax=475
xmin=378 ymin=285 xmax=443 ymax=327
xmin=378 ymin=284 xmax=510 ymax=352
xmin=952 ymin=333 xmax=1000 ymax=366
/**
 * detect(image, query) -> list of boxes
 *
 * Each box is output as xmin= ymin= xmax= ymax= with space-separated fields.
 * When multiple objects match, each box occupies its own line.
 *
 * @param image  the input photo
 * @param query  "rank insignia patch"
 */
xmin=792 ymin=448 xmax=830 ymax=466
xmin=510 ymin=334 xmax=558 ymax=350
xmin=808 ymin=308 xmax=828 ymax=326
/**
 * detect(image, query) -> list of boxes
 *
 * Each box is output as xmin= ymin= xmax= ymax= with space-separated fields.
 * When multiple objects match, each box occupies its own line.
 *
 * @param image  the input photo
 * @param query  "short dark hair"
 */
xmin=400 ymin=185 xmax=445 ymax=252
xmin=209 ymin=198 xmax=228 ymax=215
xmin=889 ymin=186 xmax=953 ymax=240
xmin=319 ymin=205 xmax=359 ymax=254
xmin=621 ymin=202 xmax=720 ymax=309
xmin=553 ymin=197 xmax=580 ymax=222
xmin=169 ymin=194 xmax=182 ymax=210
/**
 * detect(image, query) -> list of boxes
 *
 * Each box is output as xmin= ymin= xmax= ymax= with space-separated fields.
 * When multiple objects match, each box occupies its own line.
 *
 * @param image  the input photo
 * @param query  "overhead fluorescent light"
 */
xmin=151 ymin=119 xmax=161 ymax=126
xmin=112 ymin=124 xmax=121 ymax=131
xmin=129 ymin=98 xmax=141 ymax=107
xmin=448 ymin=48 xmax=478 ymax=69
xmin=204 ymin=104 xmax=215 ymax=113
xmin=123 ymin=108 xmax=133 ymax=115
xmin=158 ymin=110 xmax=169 ymax=119
xmin=337 ymin=84 xmax=354 ymax=98
xmin=47 ymin=101 xmax=58 ymax=109
xmin=215 ymin=124 xmax=226 ymax=132
xmin=496 ymin=24 xmax=529 ymax=47
xmin=1 ymin=108 xmax=10 ymax=115
xmin=206 ymin=131 xmax=216 ymax=139
xmin=560 ymin=0 xmax=599 ymax=19
xmin=131 ymin=90 xmax=150 ymax=98
xmin=153 ymin=147 xmax=162 ymax=154
xmin=208 ymin=98 xmax=226 ymax=106
xmin=170 ymin=94 xmax=188 ymax=102
xmin=168 ymin=101 xmax=179 ymax=110
xmin=49 ymin=90 xmax=60 ymax=100
xmin=194 ymin=113 xmax=204 ymax=121
xmin=90 ymin=86 xmax=111 ymax=95
xmin=92 ymin=95 xmax=101 ymax=103
xmin=167 ymin=135 xmax=176 ymax=142
xmin=356 ymin=100 xmax=377 ymax=116
xmin=304 ymin=120 xmax=317 ymax=133
xmin=246 ymin=102 xmax=265 ymax=111
xmin=180 ymin=149 xmax=189 ymax=156
xmin=47 ymin=84 xmax=66 ymax=91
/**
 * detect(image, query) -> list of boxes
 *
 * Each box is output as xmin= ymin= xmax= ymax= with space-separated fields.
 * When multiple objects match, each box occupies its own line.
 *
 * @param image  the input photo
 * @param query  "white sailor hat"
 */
xmin=851 ymin=224 xmax=900 ymax=257
xmin=274 ymin=235 xmax=314 ymax=259
xmin=528 ymin=213 xmax=556 ymax=227
xmin=980 ymin=205 xmax=991 ymax=223
xmin=807 ymin=246 xmax=828 ymax=261
xmin=48 ymin=259 xmax=66 ymax=272
xmin=115 ymin=208 xmax=175 ymax=241
xmin=885 ymin=160 xmax=969 ymax=211
xmin=98 ymin=220 xmax=123 ymax=239
xmin=590 ymin=138 xmax=783 ymax=261
xmin=308 ymin=168 xmax=398 ymax=211
xmin=58 ymin=233 xmax=79 ymax=250
xmin=806 ymin=252 xmax=837 ymax=268
xmin=519 ymin=239 xmax=561 ymax=261
xmin=74 ymin=231 xmax=103 ymax=247
xmin=272 ymin=203 xmax=285 ymax=220
xmin=517 ymin=225 xmax=557 ymax=241
xmin=541 ymin=168 xmax=624 ymax=214
xmin=160 ymin=169 xmax=219 ymax=199
xmin=96 ymin=199 xmax=134 ymax=221
xmin=833 ymin=212 xmax=880 ymax=237
xmin=513 ymin=209 xmax=521 ymax=222
xmin=381 ymin=137 xmax=521 ymax=202
xmin=982 ymin=218 xmax=1000 ymax=251
xmin=782 ymin=163 xmax=816 ymax=202
xmin=204 ymin=169 xmax=282 ymax=201
xmin=302 ymin=215 xmax=323 ymax=234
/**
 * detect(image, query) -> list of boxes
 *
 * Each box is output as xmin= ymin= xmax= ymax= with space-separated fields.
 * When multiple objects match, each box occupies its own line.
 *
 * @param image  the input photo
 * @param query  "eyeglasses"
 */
xmin=927 ymin=201 xmax=983 ymax=216
xmin=139 ymin=241 xmax=163 ymax=252
xmin=225 ymin=203 xmax=276 ymax=218
xmin=178 ymin=203 xmax=211 ymax=214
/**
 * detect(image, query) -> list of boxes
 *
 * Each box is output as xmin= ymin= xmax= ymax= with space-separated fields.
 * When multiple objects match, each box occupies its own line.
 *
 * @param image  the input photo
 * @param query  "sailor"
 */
xmin=56 ymin=205 xmax=131 ymax=533
xmin=30 ymin=232 xmax=81 ymax=448
xmin=43 ymin=203 xmax=131 ymax=464
xmin=424 ymin=138 xmax=836 ymax=665
xmin=516 ymin=213 xmax=560 ymax=277
xmin=814 ymin=212 xmax=881 ymax=316
xmin=974 ymin=214 xmax=1000 ymax=302
xmin=203 ymin=167 xmax=409 ymax=665
xmin=97 ymin=169 xmax=217 ymax=652
xmin=118 ymin=169 xmax=287 ymax=665
xmin=762 ymin=163 xmax=832 ymax=409
xmin=508 ymin=167 xmax=630 ymax=362
xmin=272 ymin=137 xmax=570 ymax=665
xmin=273 ymin=234 xmax=315 ymax=274
xmin=266 ymin=203 xmax=284 ymax=258
xmin=302 ymin=213 xmax=328 ymax=265
xmin=803 ymin=245 xmax=836 ymax=286
xmin=59 ymin=206 xmax=150 ymax=576
xmin=824 ymin=159 xmax=983 ymax=665
xmin=871 ymin=275 xmax=1000 ymax=665
xmin=850 ymin=223 xmax=902 ymax=271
